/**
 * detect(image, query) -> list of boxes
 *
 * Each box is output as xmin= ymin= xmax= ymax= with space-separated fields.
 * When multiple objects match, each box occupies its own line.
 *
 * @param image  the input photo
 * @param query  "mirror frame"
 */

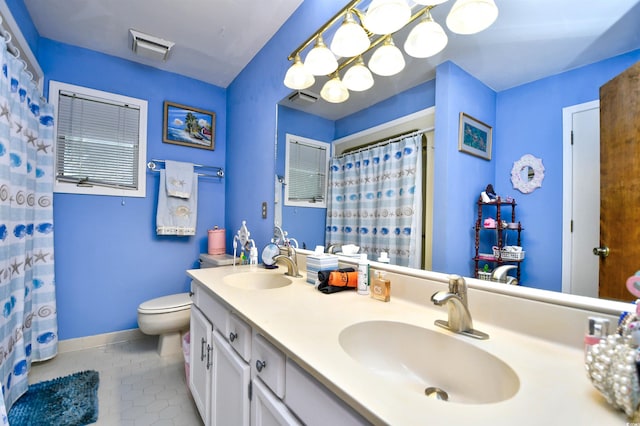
xmin=511 ymin=154 xmax=545 ymax=194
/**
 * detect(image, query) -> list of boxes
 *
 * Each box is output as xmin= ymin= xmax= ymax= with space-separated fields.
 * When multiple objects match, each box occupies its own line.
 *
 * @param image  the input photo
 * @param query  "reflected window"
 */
xmin=285 ymin=134 xmax=329 ymax=208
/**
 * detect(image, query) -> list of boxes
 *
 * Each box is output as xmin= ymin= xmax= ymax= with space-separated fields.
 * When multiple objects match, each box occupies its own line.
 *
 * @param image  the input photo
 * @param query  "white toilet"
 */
xmin=137 ymin=292 xmax=192 ymax=356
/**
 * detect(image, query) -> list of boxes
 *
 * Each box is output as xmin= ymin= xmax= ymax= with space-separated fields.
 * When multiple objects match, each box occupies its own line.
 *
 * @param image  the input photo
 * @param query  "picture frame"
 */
xmin=163 ymin=101 xmax=215 ymax=150
xmin=458 ymin=112 xmax=492 ymax=160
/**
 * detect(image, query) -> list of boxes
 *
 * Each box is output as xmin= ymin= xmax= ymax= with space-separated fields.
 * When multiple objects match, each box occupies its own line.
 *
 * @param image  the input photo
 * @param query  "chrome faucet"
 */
xmin=272 ymin=254 xmax=301 ymax=277
xmin=272 ymin=226 xmax=300 ymax=276
xmin=431 ymin=275 xmax=489 ymax=340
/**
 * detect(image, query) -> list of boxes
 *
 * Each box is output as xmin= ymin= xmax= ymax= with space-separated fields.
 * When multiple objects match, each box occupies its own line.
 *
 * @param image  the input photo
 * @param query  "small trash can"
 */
xmin=182 ymin=331 xmax=190 ymax=382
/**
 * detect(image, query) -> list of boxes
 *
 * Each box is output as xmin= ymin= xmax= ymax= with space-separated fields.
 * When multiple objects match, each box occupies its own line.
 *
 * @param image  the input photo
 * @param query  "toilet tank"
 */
xmin=199 ymin=253 xmax=235 ymax=268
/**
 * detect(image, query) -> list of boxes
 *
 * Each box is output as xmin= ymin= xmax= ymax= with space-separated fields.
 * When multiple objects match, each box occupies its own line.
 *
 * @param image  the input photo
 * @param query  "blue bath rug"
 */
xmin=8 ymin=370 xmax=99 ymax=425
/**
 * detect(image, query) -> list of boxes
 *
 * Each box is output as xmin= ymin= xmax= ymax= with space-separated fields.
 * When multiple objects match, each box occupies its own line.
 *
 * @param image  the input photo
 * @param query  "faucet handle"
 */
xmin=448 ymin=274 xmax=463 ymax=293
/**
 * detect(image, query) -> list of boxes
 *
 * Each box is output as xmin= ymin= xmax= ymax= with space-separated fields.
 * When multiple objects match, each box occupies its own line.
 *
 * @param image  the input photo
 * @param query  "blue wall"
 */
xmin=276 ymin=106 xmax=334 ymax=249
xmin=494 ymin=49 xmax=640 ymax=291
xmin=432 ymin=61 xmax=496 ymax=275
xmin=226 ymin=0 xmax=348 ymax=255
xmin=39 ymin=39 xmax=227 ymax=339
xmin=8 ymin=0 xmax=640 ymax=339
xmin=335 ymin=79 xmax=437 ymax=138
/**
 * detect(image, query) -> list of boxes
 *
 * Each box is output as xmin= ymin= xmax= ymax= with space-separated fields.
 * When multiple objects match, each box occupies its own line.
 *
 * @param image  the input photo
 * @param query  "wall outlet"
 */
xmin=262 ymin=202 xmax=267 ymax=219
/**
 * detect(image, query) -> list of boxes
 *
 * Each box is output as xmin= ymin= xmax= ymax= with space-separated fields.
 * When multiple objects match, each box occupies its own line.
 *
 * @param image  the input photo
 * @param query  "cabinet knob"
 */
xmin=229 ymin=332 xmax=238 ymax=342
xmin=255 ymin=359 xmax=267 ymax=372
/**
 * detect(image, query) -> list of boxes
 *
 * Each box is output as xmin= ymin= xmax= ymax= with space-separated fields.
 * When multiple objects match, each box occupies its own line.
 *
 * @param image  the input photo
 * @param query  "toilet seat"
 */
xmin=138 ymin=293 xmax=192 ymax=314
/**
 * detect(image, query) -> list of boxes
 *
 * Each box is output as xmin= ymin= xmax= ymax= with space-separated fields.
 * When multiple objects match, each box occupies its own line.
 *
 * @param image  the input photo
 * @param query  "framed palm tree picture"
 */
xmin=163 ymin=101 xmax=215 ymax=150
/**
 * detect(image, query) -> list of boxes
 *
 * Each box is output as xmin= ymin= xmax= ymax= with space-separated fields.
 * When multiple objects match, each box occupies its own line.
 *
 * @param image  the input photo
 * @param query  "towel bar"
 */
xmin=147 ymin=160 xmax=224 ymax=178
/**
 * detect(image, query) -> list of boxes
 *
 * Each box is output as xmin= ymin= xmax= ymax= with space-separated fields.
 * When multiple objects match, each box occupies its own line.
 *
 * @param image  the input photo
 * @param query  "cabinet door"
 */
xmin=252 ymin=379 xmax=301 ymax=426
xmin=212 ymin=331 xmax=251 ymax=426
xmin=190 ymin=306 xmax=213 ymax=425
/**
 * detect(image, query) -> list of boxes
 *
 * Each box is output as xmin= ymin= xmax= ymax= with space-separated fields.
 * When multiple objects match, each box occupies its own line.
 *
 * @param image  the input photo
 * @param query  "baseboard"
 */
xmin=58 ymin=328 xmax=147 ymax=353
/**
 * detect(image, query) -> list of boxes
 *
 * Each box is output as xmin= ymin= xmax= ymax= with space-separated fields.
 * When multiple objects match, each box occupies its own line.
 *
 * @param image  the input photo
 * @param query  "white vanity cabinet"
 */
xmin=190 ymin=285 xmax=251 ymax=426
xmin=189 ymin=305 xmax=213 ymax=424
xmin=190 ymin=279 xmax=369 ymax=426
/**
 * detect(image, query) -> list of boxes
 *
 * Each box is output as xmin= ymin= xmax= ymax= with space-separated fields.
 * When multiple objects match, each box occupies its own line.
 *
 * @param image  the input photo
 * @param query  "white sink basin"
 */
xmin=223 ymin=271 xmax=293 ymax=290
xmin=339 ymin=321 xmax=519 ymax=404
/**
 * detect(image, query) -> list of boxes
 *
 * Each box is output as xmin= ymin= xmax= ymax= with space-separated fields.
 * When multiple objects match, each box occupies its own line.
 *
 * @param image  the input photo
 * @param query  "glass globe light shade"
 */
xmin=363 ymin=0 xmax=411 ymax=35
xmin=284 ymin=55 xmax=315 ymax=90
xmin=305 ymin=35 xmax=338 ymax=76
xmin=446 ymin=0 xmax=499 ymax=35
xmin=404 ymin=11 xmax=448 ymax=58
xmin=330 ymin=12 xmax=371 ymax=58
xmin=343 ymin=57 xmax=374 ymax=92
xmin=413 ymin=0 xmax=449 ymax=4
xmin=368 ymin=37 xmax=406 ymax=77
xmin=320 ymin=76 xmax=349 ymax=103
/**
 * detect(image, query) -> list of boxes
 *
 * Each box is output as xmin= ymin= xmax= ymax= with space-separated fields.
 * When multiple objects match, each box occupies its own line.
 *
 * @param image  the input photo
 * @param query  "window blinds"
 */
xmin=288 ymin=140 xmax=327 ymax=202
xmin=56 ymin=90 xmax=141 ymax=190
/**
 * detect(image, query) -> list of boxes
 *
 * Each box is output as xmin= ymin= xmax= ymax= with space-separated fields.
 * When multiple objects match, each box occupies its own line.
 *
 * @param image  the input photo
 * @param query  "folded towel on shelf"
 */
xmin=317 ymin=267 xmax=356 ymax=294
xmin=164 ymin=160 xmax=194 ymax=198
xmin=156 ymin=169 xmax=198 ymax=236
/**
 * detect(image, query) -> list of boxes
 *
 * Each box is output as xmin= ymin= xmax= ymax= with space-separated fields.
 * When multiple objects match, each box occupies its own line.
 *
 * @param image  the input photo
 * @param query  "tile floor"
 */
xmin=28 ymin=336 xmax=203 ymax=426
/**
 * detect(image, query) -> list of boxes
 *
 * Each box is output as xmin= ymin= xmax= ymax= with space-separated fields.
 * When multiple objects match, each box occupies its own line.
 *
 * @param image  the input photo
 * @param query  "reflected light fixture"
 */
xmin=330 ymin=11 xmax=370 ymax=58
xmin=305 ymin=35 xmax=338 ymax=76
xmin=362 ymin=0 xmax=412 ymax=35
xmin=321 ymin=74 xmax=350 ymax=103
xmin=284 ymin=54 xmax=315 ymax=90
xmin=368 ymin=36 xmax=405 ymax=77
xmin=412 ymin=0 xmax=450 ymax=5
xmin=446 ymin=0 xmax=499 ymax=35
xmin=343 ymin=56 xmax=374 ymax=91
xmin=404 ymin=9 xmax=448 ymax=58
xmin=284 ymin=0 xmax=499 ymax=105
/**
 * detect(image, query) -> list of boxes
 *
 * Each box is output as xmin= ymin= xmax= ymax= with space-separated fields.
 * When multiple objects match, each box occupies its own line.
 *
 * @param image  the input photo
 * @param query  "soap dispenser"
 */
xmin=357 ymin=254 xmax=370 ymax=295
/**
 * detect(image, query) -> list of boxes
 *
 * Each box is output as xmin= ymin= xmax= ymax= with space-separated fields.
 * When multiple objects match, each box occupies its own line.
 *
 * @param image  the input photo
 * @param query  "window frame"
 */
xmin=49 ymin=80 xmax=148 ymax=197
xmin=284 ymin=133 xmax=329 ymax=209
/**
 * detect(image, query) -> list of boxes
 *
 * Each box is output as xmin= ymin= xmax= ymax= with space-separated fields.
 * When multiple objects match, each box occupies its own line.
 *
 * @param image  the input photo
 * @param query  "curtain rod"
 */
xmin=147 ymin=160 xmax=224 ymax=178
xmin=335 ymin=126 xmax=434 ymax=159
xmin=0 ymin=15 xmax=35 ymax=84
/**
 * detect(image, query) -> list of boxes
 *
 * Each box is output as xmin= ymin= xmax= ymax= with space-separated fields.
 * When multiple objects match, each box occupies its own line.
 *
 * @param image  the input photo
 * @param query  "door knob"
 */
xmin=593 ymin=246 xmax=610 ymax=258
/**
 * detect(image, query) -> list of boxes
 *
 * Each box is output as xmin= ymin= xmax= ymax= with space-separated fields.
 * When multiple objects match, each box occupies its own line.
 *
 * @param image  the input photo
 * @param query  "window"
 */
xmin=50 ymin=81 xmax=148 ymax=197
xmin=285 ymin=134 xmax=329 ymax=208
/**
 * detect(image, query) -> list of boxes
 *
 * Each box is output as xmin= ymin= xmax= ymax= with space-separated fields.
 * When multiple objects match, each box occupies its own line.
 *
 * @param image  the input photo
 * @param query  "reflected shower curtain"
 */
xmin=325 ymin=135 xmax=422 ymax=268
xmin=0 ymin=38 xmax=57 ymax=422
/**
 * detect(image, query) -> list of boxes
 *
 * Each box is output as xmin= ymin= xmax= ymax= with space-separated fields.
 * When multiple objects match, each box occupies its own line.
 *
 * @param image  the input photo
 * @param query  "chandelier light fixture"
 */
xmin=283 ymin=0 xmax=499 ymax=104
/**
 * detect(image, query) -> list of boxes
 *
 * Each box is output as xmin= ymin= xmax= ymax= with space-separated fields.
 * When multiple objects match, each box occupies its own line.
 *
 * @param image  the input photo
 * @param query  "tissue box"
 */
xmin=306 ymin=254 xmax=339 ymax=285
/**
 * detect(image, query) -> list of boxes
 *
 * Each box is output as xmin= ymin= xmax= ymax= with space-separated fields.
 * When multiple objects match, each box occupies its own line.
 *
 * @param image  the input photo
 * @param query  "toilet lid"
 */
xmin=138 ymin=293 xmax=192 ymax=314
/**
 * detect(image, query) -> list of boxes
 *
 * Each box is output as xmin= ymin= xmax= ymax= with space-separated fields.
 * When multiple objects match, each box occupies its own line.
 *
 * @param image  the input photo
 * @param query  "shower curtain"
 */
xmin=0 ymin=38 xmax=57 ymax=422
xmin=325 ymin=135 xmax=422 ymax=268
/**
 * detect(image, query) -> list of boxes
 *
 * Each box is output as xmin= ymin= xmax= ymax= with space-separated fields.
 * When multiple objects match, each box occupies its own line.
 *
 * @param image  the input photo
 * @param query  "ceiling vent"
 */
xmin=129 ymin=29 xmax=175 ymax=61
xmin=288 ymin=91 xmax=318 ymax=105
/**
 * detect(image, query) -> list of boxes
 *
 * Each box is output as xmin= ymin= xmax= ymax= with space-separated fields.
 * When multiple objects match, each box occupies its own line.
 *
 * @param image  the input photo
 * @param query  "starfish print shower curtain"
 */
xmin=0 ymin=37 xmax=57 ymax=421
xmin=325 ymin=134 xmax=423 ymax=268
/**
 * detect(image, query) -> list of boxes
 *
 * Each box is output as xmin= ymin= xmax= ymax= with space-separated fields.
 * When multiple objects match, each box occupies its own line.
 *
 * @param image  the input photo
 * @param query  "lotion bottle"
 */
xmin=357 ymin=254 xmax=370 ymax=295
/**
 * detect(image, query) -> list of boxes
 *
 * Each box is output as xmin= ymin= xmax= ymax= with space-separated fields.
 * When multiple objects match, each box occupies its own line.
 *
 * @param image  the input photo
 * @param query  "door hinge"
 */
xmin=571 ymin=130 xmax=574 ymax=145
xmin=248 ymin=380 xmax=252 ymax=401
xmin=571 ymin=220 xmax=573 ymax=233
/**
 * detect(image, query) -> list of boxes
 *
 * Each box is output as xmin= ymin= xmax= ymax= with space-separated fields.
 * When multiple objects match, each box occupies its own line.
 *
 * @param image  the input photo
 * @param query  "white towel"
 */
xmin=165 ymin=160 xmax=194 ymax=199
xmin=156 ymin=169 xmax=198 ymax=236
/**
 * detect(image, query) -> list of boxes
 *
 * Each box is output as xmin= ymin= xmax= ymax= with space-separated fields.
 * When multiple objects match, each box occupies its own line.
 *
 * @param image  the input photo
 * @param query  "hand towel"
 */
xmin=317 ymin=267 xmax=356 ymax=294
xmin=156 ymin=169 xmax=198 ymax=236
xmin=164 ymin=160 xmax=194 ymax=198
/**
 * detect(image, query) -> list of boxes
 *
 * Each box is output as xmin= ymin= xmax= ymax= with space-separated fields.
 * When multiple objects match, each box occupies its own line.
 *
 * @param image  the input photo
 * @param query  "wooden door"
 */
xmin=599 ymin=60 xmax=640 ymax=301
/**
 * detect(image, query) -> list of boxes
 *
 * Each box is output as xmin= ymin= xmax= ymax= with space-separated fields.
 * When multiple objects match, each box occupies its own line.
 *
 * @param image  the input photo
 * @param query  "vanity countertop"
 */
xmin=187 ymin=264 xmax=625 ymax=426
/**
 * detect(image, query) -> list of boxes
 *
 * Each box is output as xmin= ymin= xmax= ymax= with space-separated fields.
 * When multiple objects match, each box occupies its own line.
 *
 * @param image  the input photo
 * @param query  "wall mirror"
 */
xmin=273 ymin=0 xmax=640 ymax=306
xmin=511 ymin=154 xmax=544 ymax=194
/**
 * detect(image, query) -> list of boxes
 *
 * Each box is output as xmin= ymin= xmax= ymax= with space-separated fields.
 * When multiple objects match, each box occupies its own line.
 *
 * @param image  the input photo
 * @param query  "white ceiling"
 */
xmin=23 ymin=0 xmax=640 ymax=120
xmin=23 ymin=0 xmax=303 ymax=88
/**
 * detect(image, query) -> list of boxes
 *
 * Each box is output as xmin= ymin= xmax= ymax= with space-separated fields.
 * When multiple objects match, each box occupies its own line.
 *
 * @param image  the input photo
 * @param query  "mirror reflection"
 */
xmin=275 ymin=0 xmax=640 ymax=302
